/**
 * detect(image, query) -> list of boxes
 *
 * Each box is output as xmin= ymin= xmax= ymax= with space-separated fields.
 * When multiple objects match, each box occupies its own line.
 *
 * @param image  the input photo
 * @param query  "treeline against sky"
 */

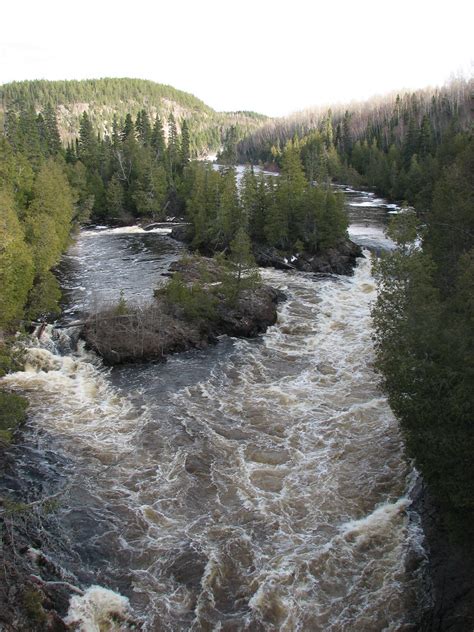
xmin=0 ymin=78 xmax=268 ymax=156
xmin=237 ymin=78 xmax=471 ymax=206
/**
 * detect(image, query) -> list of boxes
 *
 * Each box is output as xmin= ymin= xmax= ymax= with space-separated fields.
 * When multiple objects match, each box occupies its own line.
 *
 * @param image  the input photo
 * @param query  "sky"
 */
xmin=1 ymin=0 xmax=472 ymax=117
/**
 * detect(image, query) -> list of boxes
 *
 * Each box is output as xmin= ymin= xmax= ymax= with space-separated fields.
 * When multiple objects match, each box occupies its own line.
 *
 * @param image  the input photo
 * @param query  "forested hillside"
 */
xmin=0 ymin=78 xmax=268 ymax=156
xmin=237 ymin=78 xmax=471 ymax=202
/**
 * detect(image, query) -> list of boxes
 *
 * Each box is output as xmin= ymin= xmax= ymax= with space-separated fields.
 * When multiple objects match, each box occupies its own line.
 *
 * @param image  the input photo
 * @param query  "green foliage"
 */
xmin=0 ymin=131 xmax=76 ymax=328
xmin=0 ymin=390 xmax=28 ymax=443
xmin=1 ymin=78 xmax=269 ymax=158
xmin=22 ymin=587 xmax=47 ymax=626
xmin=237 ymin=79 xmax=471 ymax=215
xmin=163 ymin=272 xmax=218 ymax=323
xmin=184 ymin=148 xmax=348 ymax=258
xmin=218 ymin=228 xmax=261 ymax=304
xmin=386 ymin=209 xmax=419 ymax=249
xmin=0 ymin=339 xmax=25 ymax=378
xmin=114 ymin=290 xmax=128 ymax=316
xmin=25 ymin=271 xmax=62 ymax=320
xmin=23 ymin=160 xmax=74 ymax=275
xmin=0 ymin=189 xmax=35 ymax=328
xmin=372 ymin=140 xmax=474 ymax=537
xmin=106 ymin=174 xmax=125 ymax=219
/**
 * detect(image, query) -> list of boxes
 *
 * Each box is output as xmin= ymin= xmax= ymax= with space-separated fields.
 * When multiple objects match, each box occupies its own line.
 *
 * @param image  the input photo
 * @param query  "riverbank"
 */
xmin=411 ymin=479 xmax=474 ymax=631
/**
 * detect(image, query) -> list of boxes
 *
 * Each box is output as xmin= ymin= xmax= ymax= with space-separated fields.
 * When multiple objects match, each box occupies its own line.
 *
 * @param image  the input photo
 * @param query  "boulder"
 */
xmin=253 ymin=238 xmax=363 ymax=275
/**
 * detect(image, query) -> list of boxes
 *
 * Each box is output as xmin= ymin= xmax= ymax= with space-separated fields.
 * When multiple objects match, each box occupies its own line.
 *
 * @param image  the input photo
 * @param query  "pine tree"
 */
xmin=112 ymin=114 xmax=121 ymax=148
xmin=212 ymin=167 xmax=240 ymax=248
xmin=106 ymin=174 xmax=125 ymax=219
xmin=180 ymin=119 xmax=191 ymax=166
xmin=167 ymin=113 xmax=180 ymax=173
xmin=225 ymin=226 xmax=260 ymax=299
xmin=275 ymin=143 xmax=307 ymax=246
xmin=240 ymin=167 xmax=258 ymax=233
xmin=43 ymin=103 xmax=62 ymax=154
xmin=418 ymin=114 xmax=434 ymax=157
xmin=78 ymin=112 xmax=99 ymax=169
xmin=17 ymin=106 xmax=43 ymax=167
xmin=23 ymin=159 xmax=74 ymax=275
xmin=151 ymin=116 xmax=166 ymax=162
xmin=122 ymin=113 xmax=135 ymax=141
xmin=136 ymin=109 xmax=152 ymax=146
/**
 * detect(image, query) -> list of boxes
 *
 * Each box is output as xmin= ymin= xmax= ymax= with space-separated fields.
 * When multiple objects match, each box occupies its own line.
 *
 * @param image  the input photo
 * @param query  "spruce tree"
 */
xmin=167 ymin=113 xmax=180 ymax=173
xmin=122 ymin=113 xmax=135 ymax=141
xmin=136 ymin=109 xmax=152 ymax=146
xmin=43 ymin=103 xmax=62 ymax=154
xmin=180 ymin=119 xmax=191 ymax=166
xmin=151 ymin=116 xmax=166 ymax=162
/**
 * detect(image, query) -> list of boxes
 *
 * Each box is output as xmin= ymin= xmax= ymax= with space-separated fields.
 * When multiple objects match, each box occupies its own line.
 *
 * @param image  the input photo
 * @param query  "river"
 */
xmin=1 ymin=188 xmax=425 ymax=631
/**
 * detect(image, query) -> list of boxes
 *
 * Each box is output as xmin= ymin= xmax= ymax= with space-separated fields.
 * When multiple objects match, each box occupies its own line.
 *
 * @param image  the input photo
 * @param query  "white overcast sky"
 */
xmin=1 ymin=0 xmax=472 ymax=117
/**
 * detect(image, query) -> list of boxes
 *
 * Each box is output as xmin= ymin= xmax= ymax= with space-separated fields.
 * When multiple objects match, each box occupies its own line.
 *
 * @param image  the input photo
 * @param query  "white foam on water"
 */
xmin=1 ymin=229 xmax=426 ymax=630
xmin=65 ymin=586 xmax=131 ymax=632
xmin=2 ymin=335 xmax=142 ymax=455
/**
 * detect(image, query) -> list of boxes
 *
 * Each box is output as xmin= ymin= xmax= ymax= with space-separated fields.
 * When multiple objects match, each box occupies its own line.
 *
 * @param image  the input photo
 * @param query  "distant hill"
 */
xmin=237 ymin=78 xmax=472 ymax=163
xmin=0 ymin=78 xmax=269 ymax=156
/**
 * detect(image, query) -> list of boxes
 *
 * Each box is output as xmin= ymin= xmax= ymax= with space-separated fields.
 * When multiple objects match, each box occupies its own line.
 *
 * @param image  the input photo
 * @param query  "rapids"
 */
xmin=1 ymin=190 xmax=425 ymax=631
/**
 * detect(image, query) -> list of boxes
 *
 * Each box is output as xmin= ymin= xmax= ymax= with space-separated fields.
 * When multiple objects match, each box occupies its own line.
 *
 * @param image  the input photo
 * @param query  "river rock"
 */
xmin=170 ymin=224 xmax=192 ymax=243
xmin=252 ymin=245 xmax=296 ymax=270
xmin=215 ymin=285 xmax=281 ymax=337
xmin=294 ymin=239 xmax=364 ymax=275
xmin=82 ymin=256 xmax=283 ymax=364
xmin=253 ymin=238 xmax=363 ymax=275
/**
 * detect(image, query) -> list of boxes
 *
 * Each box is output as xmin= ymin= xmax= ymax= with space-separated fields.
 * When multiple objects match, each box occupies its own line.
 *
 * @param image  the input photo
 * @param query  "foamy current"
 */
xmin=1 ymin=190 xmax=425 ymax=631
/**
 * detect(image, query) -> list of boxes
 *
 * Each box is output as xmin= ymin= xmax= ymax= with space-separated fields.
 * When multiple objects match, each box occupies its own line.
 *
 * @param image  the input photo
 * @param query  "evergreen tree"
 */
xmin=106 ymin=174 xmax=125 ymax=219
xmin=167 ymin=113 xmax=180 ymax=173
xmin=112 ymin=114 xmax=121 ymax=148
xmin=43 ymin=103 xmax=62 ymax=154
xmin=17 ymin=106 xmax=43 ymax=167
xmin=223 ymin=226 xmax=260 ymax=301
xmin=0 ymin=189 xmax=35 ymax=328
xmin=151 ymin=116 xmax=166 ymax=161
xmin=212 ymin=167 xmax=240 ymax=248
xmin=78 ymin=112 xmax=99 ymax=169
xmin=136 ymin=109 xmax=152 ymax=146
xmin=23 ymin=160 xmax=74 ymax=274
xmin=122 ymin=113 xmax=135 ymax=141
xmin=180 ymin=119 xmax=191 ymax=166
